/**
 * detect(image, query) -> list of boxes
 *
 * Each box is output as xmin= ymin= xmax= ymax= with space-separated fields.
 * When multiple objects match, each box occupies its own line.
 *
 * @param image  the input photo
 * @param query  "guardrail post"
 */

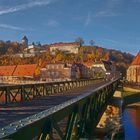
xmin=21 ymin=85 xmax=24 ymax=101
xmin=39 ymin=120 xmax=53 ymax=140
xmin=65 ymin=108 xmax=78 ymax=140
xmin=42 ymin=84 xmax=46 ymax=96
xmin=5 ymin=87 xmax=10 ymax=104
xmin=33 ymin=84 xmax=37 ymax=98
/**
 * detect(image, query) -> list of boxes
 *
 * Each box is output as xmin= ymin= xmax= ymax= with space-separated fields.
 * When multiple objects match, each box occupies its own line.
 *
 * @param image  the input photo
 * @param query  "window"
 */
xmin=48 ymin=72 xmax=50 ymax=76
xmin=55 ymin=71 xmax=58 ymax=77
xmin=55 ymin=65 xmax=58 ymax=69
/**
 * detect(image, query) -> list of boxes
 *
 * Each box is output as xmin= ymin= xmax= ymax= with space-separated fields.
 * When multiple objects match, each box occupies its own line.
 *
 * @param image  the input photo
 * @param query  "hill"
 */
xmin=0 ymin=40 xmax=134 ymax=76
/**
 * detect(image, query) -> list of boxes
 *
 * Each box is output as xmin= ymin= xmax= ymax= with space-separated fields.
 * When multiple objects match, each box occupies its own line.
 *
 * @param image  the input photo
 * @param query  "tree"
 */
xmin=55 ymin=53 xmax=63 ymax=61
xmin=89 ymin=40 xmax=95 ymax=46
xmin=75 ymin=37 xmax=84 ymax=46
xmin=104 ymin=52 xmax=110 ymax=61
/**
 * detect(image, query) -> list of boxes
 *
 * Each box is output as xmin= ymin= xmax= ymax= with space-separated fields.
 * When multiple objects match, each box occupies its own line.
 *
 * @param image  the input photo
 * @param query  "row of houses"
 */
xmin=0 ymin=60 xmax=116 ymax=84
xmin=40 ymin=63 xmax=92 ymax=81
xmin=40 ymin=60 xmax=116 ymax=81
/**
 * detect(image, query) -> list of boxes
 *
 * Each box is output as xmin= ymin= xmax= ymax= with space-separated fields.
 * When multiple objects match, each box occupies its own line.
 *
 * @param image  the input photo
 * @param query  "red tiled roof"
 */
xmin=13 ymin=64 xmax=37 ymax=77
xmin=0 ymin=65 xmax=16 ymax=76
xmin=83 ymin=61 xmax=94 ymax=67
xmin=49 ymin=42 xmax=80 ymax=47
xmin=131 ymin=51 xmax=140 ymax=65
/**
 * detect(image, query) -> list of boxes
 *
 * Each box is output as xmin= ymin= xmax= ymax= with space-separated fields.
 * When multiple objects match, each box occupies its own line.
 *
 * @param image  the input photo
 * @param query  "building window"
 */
xmin=48 ymin=72 xmax=50 ymax=76
xmin=51 ymin=65 xmax=54 ymax=69
xmin=55 ymin=71 xmax=59 ymax=77
xmin=55 ymin=65 xmax=58 ymax=69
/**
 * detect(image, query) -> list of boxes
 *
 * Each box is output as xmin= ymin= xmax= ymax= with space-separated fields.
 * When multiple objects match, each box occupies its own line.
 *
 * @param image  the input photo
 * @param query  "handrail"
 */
xmin=0 ymin=78 xmax=103 ymax=105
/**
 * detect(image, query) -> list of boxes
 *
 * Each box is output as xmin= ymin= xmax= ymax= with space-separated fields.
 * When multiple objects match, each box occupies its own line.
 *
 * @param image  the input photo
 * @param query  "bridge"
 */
xmin=0 ymin=77 xmax=121 ymax=140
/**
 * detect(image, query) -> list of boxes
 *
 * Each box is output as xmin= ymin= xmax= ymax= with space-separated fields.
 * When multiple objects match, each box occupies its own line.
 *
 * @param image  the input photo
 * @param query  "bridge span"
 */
xmin=0 ymin=77 xmax=120 ymax=140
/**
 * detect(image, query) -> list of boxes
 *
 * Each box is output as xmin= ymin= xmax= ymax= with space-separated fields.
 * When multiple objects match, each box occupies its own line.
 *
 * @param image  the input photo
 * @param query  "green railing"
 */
xmin=0 ymin=77 xmax=120 ymax=140
xmin=0 ymin=79 xmax=100 ymax=105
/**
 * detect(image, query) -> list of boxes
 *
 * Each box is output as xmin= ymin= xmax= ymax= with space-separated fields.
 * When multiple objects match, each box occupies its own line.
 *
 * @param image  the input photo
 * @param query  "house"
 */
xmin=91 ymin=60 xmax=116 ymax=79
xmin=40 ymin=63 xmax=79 ymax=81
xmin=0 ymin=64 xmax=37 ymax=83
xmin=76 ymin=63 xmax=93 ymax=79
xmin=127 ymin=51 xmax=140 ymax=84
xmin=13 ymin=64 xmax=37 ymax=78
xmin=0 ymin=65 xmax=17 ymax=82
xmin=49 ymin=42 xmax=80 ymax=54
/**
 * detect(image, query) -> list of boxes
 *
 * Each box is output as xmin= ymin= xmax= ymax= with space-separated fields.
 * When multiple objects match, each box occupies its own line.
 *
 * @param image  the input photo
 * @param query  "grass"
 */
xmin=122 ymin=91 xmax=137 ymax=97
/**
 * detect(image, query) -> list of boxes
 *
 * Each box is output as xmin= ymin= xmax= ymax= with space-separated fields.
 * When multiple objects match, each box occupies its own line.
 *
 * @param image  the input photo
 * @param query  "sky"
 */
xmin=0 ymin=0 xmax=140 ymax=55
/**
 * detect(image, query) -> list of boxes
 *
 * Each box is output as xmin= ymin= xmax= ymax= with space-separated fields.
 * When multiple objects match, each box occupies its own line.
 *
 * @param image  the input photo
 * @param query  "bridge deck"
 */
xmin=0 ymin=80 xmax=106 ymax=128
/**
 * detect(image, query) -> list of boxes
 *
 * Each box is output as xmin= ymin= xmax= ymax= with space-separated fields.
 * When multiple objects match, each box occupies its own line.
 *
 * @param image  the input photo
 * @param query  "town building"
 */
xmin=40 ymin=62 xmax=92 ymax=81
xmin=40 ymin=63 xmax=80 ymax=81
xmin=77 ymin=63 xmax=92 ymax=79
xmin=21 ymin=36 xmax=28 ymax=47
xmin=91 ymin=60 xmax=116 ymax=79
xmin=0 ymin=65 xmax=17 ymax=82
xmin=12 ymin=64 xmax=37 ymax=78
xmin=49 ymin=42 xmax=80 ymax=54
xmin=127 ymin=51 xmax=140 ymax=84
xmin=0 ymin=64 xmax=37 ymax=83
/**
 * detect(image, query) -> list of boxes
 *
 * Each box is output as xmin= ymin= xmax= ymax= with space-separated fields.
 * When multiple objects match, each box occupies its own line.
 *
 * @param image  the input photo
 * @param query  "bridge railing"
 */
xmin=0 ymin=77 xmax=120 ymax=140
xmin=0 ymin=79 xmax=101 ymax=105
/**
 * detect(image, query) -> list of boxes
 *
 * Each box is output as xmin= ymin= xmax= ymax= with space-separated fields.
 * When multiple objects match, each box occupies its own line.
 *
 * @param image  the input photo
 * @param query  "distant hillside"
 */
xmin=0 ymin=40 xmax=134 ymax=76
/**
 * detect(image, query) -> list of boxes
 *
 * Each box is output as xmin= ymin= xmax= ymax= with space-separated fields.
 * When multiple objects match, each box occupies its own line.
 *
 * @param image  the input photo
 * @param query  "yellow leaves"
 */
xmin=34 ymin=67 xmax=40 ymax=76
xmin=55 ymin=53 xmax=63 ymax=61
xmin=87 ymin=54 xmax=95 ymax=60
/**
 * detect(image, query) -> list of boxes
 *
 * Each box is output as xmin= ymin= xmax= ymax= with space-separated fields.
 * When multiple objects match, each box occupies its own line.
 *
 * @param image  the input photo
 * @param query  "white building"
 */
xmin=49 ymin=42 xmax=80 ymax=54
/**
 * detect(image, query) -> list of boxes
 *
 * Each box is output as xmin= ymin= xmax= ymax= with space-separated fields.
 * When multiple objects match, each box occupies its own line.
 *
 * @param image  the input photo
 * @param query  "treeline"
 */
xmin=0 ymin=41 xmax=22 ymax=55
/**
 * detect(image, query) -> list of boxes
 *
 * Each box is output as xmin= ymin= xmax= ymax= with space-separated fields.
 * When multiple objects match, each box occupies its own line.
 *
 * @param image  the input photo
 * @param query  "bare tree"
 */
xmin=75 ymin=37 xmax=84 ymax=46
xmin=89 ymin=40 xmax=95 ymax=46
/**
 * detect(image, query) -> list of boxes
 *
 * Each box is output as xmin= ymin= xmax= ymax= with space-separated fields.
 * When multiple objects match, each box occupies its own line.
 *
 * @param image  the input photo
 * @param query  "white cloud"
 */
xmin=0 ymin=0 xmax=51 ymax=16
xmin=84 ymin=12 xmax=91 ymax=27
xmin=103 ymin=38 xmax=119 ymax=44
xmin=94 ymin=0 xmax=122 ymax=17
xmin=0 ymin=23 xmax=26 ymax=31
xmin=95 ymin=10 xmax=117 ymax=17
xmin=46 ymin=20 xmax=59 ymax=27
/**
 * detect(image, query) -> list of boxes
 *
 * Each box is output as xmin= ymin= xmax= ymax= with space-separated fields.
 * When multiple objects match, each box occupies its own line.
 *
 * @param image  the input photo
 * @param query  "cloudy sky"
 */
xmin=0 ymin=0 xmax=140 ymax=54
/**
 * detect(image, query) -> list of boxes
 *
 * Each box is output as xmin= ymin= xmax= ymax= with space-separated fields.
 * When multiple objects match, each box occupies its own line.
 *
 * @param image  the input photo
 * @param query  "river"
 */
xmin=123 ymin=104 xmax=140 ymax=140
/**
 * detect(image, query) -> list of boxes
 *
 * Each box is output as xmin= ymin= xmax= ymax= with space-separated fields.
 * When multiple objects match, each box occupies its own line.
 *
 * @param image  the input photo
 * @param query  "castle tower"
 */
xmin=21 ymin=36 xmax=28 ymax=47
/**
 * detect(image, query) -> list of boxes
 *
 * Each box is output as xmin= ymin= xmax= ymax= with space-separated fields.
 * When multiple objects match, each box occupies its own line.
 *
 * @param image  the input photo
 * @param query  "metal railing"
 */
xmin=0 ymin=77 xmax=120 ymax=140
xmin=0 ymin=79 xmax=100 ymax=105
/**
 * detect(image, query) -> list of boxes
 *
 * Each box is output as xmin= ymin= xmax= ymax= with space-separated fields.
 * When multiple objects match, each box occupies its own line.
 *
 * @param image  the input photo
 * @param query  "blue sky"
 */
xmin=0 ymin=0 xmax=140 ymax=55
